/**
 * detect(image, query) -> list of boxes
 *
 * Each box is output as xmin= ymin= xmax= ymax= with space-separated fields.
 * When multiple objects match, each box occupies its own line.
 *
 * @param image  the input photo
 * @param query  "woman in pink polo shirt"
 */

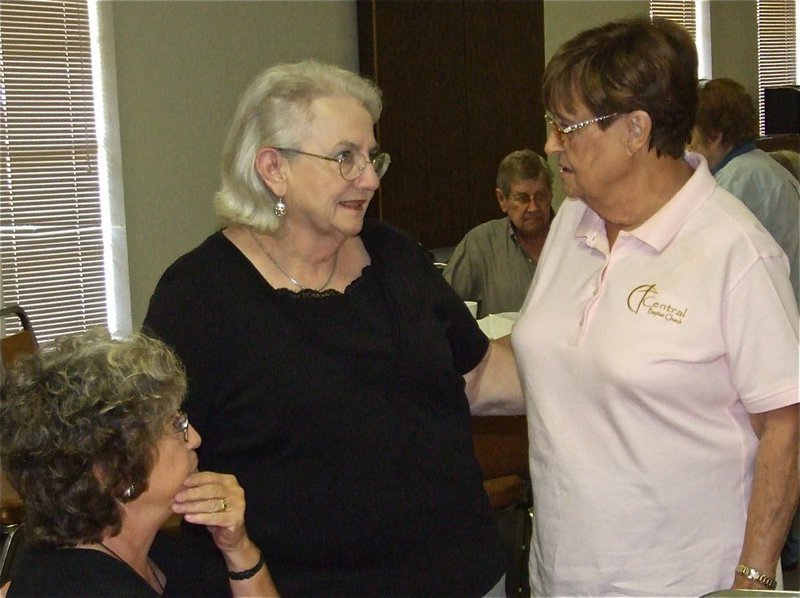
xmin=513 ymin=16 xmax=799 ymax=597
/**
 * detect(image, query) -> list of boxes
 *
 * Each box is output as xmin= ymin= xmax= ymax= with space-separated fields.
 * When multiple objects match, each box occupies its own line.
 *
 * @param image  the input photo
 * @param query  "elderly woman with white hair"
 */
xmin=143 ymin=60 xmax=523 ymax=597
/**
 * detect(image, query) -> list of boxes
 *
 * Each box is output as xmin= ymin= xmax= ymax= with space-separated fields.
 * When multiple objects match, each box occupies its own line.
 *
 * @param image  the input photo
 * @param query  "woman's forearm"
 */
xmin=734 ymin=403 xmax=800 ymax=589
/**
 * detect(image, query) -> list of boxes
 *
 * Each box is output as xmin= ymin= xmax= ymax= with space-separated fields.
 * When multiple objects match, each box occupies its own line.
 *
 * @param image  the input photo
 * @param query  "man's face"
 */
xmin=497 ymin=175 xmax=553 ymax=238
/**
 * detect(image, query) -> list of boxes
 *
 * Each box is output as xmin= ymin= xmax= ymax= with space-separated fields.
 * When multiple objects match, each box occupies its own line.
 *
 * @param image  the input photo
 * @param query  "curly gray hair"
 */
xmin=0 ymin=328 xmax=186 ymax=547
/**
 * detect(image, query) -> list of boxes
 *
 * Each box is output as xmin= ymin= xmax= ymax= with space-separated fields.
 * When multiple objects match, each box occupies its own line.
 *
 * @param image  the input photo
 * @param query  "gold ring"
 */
xmin=219 ymin=497 xmax=228 ymax=512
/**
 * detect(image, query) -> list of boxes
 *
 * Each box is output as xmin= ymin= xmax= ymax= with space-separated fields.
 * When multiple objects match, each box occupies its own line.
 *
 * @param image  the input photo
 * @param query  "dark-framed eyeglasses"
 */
xmin=274 ymin=147 xmax=391 ymax=181
xmin=173 ymin=410 xmax=189 ymax=442
xmin=545 ymin=112 xmax=619 ymax=143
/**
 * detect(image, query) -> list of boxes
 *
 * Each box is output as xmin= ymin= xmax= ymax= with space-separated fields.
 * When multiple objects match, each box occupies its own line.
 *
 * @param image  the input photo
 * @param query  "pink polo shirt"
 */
xmin=512 ymin=153 xmax=799 ymax=596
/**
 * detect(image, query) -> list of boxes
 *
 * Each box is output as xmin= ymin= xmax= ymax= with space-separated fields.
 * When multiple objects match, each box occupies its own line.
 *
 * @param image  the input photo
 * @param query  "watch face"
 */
xmin=735 ymin=565 xmax=777 ymax=590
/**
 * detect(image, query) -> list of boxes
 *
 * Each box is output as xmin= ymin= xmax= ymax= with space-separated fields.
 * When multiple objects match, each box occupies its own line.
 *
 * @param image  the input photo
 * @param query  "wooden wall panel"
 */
xmin=358 ymin=0 xmax=545 ymax=249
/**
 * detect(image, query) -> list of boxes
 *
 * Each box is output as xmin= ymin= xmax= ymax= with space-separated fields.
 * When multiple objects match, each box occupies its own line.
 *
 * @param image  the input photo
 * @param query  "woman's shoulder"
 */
xmin=361 ymin=218 xmax=430 ymax=265
xmin=721 ymin=149 xmax=800 ymax=199
xmin=147 ymin=230 xmax=248 ymax=315
xmin=8 ymin=546 xmax=156 ymax=597
xmin=701 ymin=184 xmax=787 ymax=257
xmin=157 ymin=230 xmax=234 ymax=281
xmin=361 ymin=218 xmax=414 ymax=247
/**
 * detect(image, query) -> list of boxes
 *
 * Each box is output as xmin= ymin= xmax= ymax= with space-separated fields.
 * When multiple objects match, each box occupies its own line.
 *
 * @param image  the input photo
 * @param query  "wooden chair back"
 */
xmin=471 ymin=415 xmax=530 ymax=511
xmin=471 ymin=415 xmax=529 ymax=480
xmin=0 ymin=305 xmax=37 ymax=585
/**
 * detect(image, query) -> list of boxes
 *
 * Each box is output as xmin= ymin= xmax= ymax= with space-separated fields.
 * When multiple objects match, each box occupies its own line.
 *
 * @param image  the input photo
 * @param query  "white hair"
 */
xmin=213 ymin=60 xmax=383 ymax=232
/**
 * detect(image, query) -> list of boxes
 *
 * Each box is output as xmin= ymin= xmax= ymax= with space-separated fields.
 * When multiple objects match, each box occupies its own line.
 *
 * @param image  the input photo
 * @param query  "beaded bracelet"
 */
xmin=228 ymin=552 xmax=265 ymax=580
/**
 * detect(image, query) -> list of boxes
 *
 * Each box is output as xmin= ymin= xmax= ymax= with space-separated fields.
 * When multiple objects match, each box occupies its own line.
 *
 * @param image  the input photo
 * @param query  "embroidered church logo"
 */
xmin=627 ymin=283 xmax=688 ymax=325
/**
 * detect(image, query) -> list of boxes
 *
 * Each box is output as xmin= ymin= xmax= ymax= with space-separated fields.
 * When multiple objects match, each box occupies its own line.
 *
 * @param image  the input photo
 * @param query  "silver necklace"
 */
xmin=249 ymin=229 xmax=339 ymax=292
xmin=99 ymin=540 xmax=164 ymax=594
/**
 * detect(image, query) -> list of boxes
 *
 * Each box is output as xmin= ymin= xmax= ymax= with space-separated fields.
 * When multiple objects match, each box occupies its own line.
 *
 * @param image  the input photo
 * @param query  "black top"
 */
xmin=8 ymin=531 xmax=224 ymax=597
xmin=143 ymin=219 xmax=504 ymax=596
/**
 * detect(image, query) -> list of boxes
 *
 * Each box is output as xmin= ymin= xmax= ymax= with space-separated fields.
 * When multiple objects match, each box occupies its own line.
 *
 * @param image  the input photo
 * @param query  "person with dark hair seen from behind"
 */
xmin=444 ymin=149 xmax=553 ymax=318
xmin=0 ymin=328 xmax=277 ymax=597
xmin=513 ymin=17 xmax=799 ymax=596
xmin=143 ymin=60 xmax=523 ymax=597
xmin=690 ymin=77 xmax=800 ymax=302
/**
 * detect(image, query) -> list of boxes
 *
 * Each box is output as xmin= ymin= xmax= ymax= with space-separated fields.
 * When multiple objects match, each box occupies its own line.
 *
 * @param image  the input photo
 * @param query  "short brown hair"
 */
xmin=695 ymin=78 xmax=758 ymax=148
xmin=543 ymin=17 xmax=697 ymax=159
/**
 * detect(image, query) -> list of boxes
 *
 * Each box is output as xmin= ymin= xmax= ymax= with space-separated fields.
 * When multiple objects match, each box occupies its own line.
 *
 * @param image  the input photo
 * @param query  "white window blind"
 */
xmin=757 ymin=0 xmax=798 ymax=134
xmin=0 ymin=0 xmax=108 ymax=343
xmin=650 ymin=0 xmax=712 ymax=79
xmin=649 ymin=1 xmax=697 ymax=37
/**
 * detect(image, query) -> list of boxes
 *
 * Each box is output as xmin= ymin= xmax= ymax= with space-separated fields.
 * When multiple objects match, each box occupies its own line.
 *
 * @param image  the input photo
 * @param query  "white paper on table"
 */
xmin=477 ymin=312 xmax=520 ymax=340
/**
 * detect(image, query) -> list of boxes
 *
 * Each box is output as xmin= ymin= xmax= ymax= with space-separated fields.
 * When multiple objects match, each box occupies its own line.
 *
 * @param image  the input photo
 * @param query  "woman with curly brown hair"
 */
xmin=0 ymin=329 xmax=277 ymax=596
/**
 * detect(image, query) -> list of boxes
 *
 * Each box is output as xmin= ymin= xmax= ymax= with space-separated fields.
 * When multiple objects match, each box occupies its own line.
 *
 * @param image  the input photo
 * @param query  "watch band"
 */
xmin=735 ymin=563 xmax=777 ymax=590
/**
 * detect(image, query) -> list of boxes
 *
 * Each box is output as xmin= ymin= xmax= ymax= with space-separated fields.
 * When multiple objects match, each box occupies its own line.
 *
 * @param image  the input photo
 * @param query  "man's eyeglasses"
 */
xmin=545 ymin=113 xmax=619 ymax=143
xmin=507 ymin=192 xmax=551 ymax=206
xmin=173 ymin=410 xmax=189 ymax=442
xmin=274 ymin=147 xmax=391 ymax=181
